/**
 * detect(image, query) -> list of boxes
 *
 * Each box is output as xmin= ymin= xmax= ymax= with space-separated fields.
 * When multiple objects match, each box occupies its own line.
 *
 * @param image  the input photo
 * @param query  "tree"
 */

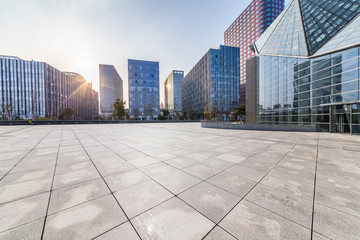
xmin=62 ymin=108 xmax=75 ymax=120
xmin=188 ymin=110 xmax=197 ymax=120
xmin=113 ymin=99 xmax=126 ymax=120
xmin=234 ymin=105 xmax=246 ymax=117
xmin=234 ymin=105 xmax=246 ymax=123
xmin=204 ymin=111 xmax=216 ymax=120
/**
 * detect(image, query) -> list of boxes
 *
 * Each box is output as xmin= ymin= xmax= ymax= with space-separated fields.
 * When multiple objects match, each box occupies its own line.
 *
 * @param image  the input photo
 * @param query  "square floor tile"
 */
xmin=179 ymin=182 xmax=240 ymax=223
xmin=220 ymin=200 xmax=310 ymax=240
xmin=48 ymin=178 xmax=110 ymax=214
xmin=128 ymin=156 xmax=160 ymax=168
xmin=313 ymin=203 xmax=360 ymax=240
xmin=207 ymin=171 xmax=256 ymax=197
xmin=105 ymin=169 xmax=149 ymax=192
xmin=182 ymin=163 xmax=221 ymax=180
xmin=245 ymin=184 xmax=313 ymax=228
xmin=94 ymin=222 xmax=140 ymax=240
xmin=115 ymin=180 xmax=173 ymax=218
xmin=226 ymin=165 xmax=267 ymax=182
xmin=132 ymin=197 xmax=214 ymax=240
xmin=0 ymin=192 xmax=49 ymax=232
xmin=43 ymin=195 xmax=127 ymax=240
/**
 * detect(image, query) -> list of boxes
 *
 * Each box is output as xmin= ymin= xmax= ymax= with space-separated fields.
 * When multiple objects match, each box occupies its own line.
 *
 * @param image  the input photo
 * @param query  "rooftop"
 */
xmin=0 ymin=123 xmax=359 ymax=239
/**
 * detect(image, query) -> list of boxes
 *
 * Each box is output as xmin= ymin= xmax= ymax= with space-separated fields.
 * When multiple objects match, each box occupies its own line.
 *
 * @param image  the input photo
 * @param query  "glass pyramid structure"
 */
xmin=254 ymin=0 xmax=360 ymax=57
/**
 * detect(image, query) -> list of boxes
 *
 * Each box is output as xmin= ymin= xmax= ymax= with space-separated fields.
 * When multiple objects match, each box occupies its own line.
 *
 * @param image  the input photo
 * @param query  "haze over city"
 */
xmin=0 ymin=0 xmax=289 ymax=106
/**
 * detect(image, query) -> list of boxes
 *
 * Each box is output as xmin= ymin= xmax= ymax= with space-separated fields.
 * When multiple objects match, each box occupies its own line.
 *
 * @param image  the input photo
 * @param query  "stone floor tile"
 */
xmin=114 ymin=180 xmax=173 ymax=218
xmin=239 ymin=155 xmax=279 ymax=172
xmin=313 ymin=203 xmax=360 ymax=240
xmin=165 ymin=157 xmax=199 ymax=169
xmin=270 ymin=167 xmax=315 ymax=185
xmin=0 ymin=192 xmax=49 ymax=232
xmin=315 ymin=186 xmax=360 ymax=218
xmin=48 ymin=178 xmax=110 ymax=214
xmin=93 ymin=157 xmax=134 ymax=176
xmin=245 ymin=184 xmax=313 ymax=228
xmin=94 ymin=222 xmax=140 ymax=240
xmin=312 ymin=232 xmax=332 ymax=240
xmin=198 ymin=158 xmax=234 ymax=170
xmin=132 ymin=197 xmax=214 ymax=240
xmin=226 ymin=165 xmax=267 ymax=182
xmin=260 ymin=173 xmax=314 ymax=201
xmin=104 ymin=169 xmax=149 ymax=192
xmin=0 ymin=168 xmax=53 ymax=204
xmin=143 ymin=165 xmax=201 ymax=194
xmin=128 ymin=156 xmax=160 ymax=168
xmin=179 ymin=182 xmax=240 ymax=223
xmin=182 ymin=163 xmax=221 ymax=180
xmin=0 ymin=218 xmax=44 ymax=240
xmin=207 ymin=171 xmax=256 ymax=197
xmin=43 ymin=195 xmax=127 ymax=240
xmin=215 ymin=153 xmax=246 ymax=163
xmin=203 ymin=226 xmax=236 ymax=240
xmin=220 ymin=200 xmax=310 ymax=240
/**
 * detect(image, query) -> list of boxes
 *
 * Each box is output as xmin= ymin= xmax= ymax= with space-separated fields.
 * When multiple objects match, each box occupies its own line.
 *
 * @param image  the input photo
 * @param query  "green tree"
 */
xmin=234 ymin=105 xmax=246 ymax=117
xmin=188 ymin=110 xmax=197 ymax=120
xmin=113 ymin=99 xmax=126 ymax=119
xmin=204 ymin=111 xmax=216 ymax=120
xmin=62 ymin=108 xmax=75 ymax=120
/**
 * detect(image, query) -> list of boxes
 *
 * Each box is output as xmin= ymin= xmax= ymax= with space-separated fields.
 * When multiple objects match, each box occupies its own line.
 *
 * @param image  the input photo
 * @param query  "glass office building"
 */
xmin=224 ymin=0 xmax=285 ymax=104
xmin=99 ymin=64 xmax=123 ymax=114
xmin=128 ymin=59 xmax=160 ymax=120
xmin=165 ymin=70 xmax=184 ymax=112
xmin=249 ymin=0 xmax=360 ymax=134
xmin=0 ymin=55 xmax=99 ymax=120
xmin=182 ymin=45 xmax=240 ymax=118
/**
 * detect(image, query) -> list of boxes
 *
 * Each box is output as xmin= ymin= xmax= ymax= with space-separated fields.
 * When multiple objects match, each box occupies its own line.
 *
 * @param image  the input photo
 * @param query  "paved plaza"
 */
xmin=0 ymin=123 xmax=359 ymax=240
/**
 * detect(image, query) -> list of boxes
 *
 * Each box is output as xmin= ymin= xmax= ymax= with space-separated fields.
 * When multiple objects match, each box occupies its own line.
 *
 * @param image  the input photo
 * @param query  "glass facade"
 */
xmin=182 ymin=45 xmax=240 ymax=116
xmin=299 ymin=0 xmax=360 ymax=55
xmin=0 ymin=55 xmax=99 ymax=120
xmin=165 ymin=70 xmax=183 ymax=112
xmin=258 ymin=47 xmax=360 ymax=133
xmin=99 ymin=64 xmax=123 ymax=114
xmin=128 ymin=59 xmax=159 ymax=120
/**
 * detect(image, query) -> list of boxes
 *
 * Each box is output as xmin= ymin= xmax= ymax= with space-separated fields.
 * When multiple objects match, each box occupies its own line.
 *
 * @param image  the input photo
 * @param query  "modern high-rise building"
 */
xmin=99 ymin=64 xmax=123 ymax=115
xmin=182 ymin=45 xmax=240 ymax=118
xmin=247 ymin=0 xmax=360 ymax=134
xmin=128 ymin=59 xmax=160 ymax=120
xmin=0 ymin=55 xmax=99 ymax=120
xmin=165 ymin=70 xmax=184 ymax=112
xmin=224 ymin=0 xmax=285 ymax=104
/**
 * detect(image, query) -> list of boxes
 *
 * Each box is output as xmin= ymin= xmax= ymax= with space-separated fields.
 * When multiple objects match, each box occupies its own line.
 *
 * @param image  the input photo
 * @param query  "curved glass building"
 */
xmin=248 ymin=0 xmax=360 ymax=134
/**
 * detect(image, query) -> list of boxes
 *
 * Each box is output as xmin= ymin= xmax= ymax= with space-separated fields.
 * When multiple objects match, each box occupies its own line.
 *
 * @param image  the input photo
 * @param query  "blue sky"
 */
xmin=0 ymin=0 xmax=290 ymax=105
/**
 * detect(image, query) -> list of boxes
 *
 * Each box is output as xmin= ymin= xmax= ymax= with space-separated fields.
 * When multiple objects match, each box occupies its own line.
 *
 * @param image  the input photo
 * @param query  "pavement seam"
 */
xmin=310 ymin=133 xmax=320 ymax=240
xmin=0 ymin=127 xmax=55 ymax=182
xmin=70 ymin=127 xmax=143 ymax=240
xmin=85 ymin=125 xmax=303 ymax=240
xmin=40 ymin=129 xmax=63 ymax=240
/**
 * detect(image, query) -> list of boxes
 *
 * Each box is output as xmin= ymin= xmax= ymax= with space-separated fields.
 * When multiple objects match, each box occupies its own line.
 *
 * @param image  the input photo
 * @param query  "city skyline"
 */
xmin=0 ymin=0 xmax=291 ymax=107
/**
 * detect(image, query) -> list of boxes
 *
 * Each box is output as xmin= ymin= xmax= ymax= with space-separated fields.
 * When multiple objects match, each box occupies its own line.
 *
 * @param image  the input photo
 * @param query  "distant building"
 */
xmin=128 ymin=59 xmax=160 ymax=120
xmin=224 ymin=0 xmax=285 ymax=104
xmin=165 ymin=70 xmax=184 ymax=112
xmin=182 ymin=45 xmax=240 ymax=118
xmin=65 ymin=73 xmax=99 ymax=120
xmin=99 ymin=64 xmax=123 ymax=115
xmin=0 ymin=55 xmax=99 ymax=120
xmin=248 ymin=0 xmax=360 ymax=134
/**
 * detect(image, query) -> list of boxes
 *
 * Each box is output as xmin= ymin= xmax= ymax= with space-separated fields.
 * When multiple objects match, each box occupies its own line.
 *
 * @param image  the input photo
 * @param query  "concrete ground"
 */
xmin=0 ymin=123 xmax=359 ymax=240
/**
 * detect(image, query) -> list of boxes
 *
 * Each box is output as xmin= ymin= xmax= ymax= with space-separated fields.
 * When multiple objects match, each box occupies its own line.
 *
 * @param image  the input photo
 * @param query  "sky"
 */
xmin=0 ymin=0 xmax=290 ymax=107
